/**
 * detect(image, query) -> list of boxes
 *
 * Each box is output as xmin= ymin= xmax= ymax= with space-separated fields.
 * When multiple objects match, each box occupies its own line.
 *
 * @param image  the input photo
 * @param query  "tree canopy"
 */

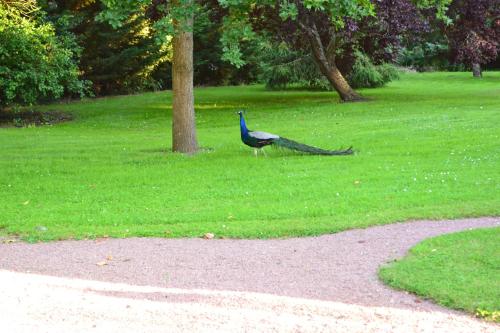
xmin=446 ymin=0 xmax=499 ymax=76
xmin=1 ymin=0 xmax=497 ymax=111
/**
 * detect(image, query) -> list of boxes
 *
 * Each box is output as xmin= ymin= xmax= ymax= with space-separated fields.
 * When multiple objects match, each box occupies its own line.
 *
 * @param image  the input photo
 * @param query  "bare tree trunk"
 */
xmin=172 ymin=2 xmax=198 ymax=154
xmin=323 ymin=65 xmax=362 ymax=102
xmin=472 ymin=63 xmax=482 ymax=78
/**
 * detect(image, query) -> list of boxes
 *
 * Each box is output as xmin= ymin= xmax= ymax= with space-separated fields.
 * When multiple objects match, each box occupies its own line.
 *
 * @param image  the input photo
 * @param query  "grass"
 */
xmin=379 ymin=227 xmax=500 ymax=321
xmin=0 ymin=72 xmax=499 ymax=241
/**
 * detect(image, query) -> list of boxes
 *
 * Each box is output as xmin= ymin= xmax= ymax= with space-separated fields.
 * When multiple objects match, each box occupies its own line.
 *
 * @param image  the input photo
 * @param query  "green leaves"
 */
xmin=415 ymin=0 xmax=453 ymax=22
xmin=218 ymin=0 xmax=375 ymax=67
xmin=99 ymin=0 xmax=198 ymax=35
xmin=279 ymin=1 xmax=298 ymax=20
xmin=93 ymin=0 xmax=453 ymax=71
xmin=299 ymin=0 xmax=375 ymax=25
xmin=97 ymin=0 xmax=149 ymax=28
xmin=220 ymin=15 xmax=255 ymax=67
xmin=0 ymin=3 xmax=87 ymax=108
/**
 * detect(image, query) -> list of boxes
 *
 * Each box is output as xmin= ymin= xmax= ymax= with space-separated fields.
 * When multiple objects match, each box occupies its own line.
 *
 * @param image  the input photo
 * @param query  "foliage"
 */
xmin=342 ymin=0 xmax=431 ymax=65
xmin=1 ymin=72 xmax=499 ymax=241
xmin=349 ymin=52 xmax=399 ymax=88
xmin=219 ymin=0 xmax=376 ymax=67
xmin=397 ymin=0 xmax=499 ymax=71
xmin=0 ymin=3 xmax=87 ymax=109
xmin=380 ymin=227 xmax=500 ymax=321
xmin=97 ymin=0 xmax=260 ymax=92
xmin=445 ymin=0 xmax=499 ymax=68
xmin=258 ymin=42 xmax=330 ymax=90
xmin=94 ymin=0 xmax=458 ymax=97
xmin=217 ymin=0 xmax=452 ymax=102
xmin=259 ymin=45 xmax=398 ymax=90
xmin=98 ymin=0 xmax=197 ymax=33
xmin=349 ymin=55 xmax=383 ymax=88
xmin=398 ymin=42 xmax=452 ymax=71
xmin=219 ymin=0 xmax=452 ymax=67
xmin=376 ymin=63 xmax=400 ymax=83
xmin=150 ymin=0 xmax=260 ymax=88
xmin=39 ymin=0 xmax=170 ymax=96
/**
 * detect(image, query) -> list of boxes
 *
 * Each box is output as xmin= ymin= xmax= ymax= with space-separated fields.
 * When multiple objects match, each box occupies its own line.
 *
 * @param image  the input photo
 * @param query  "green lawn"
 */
xmin=1 ymin=72 xmax=499 ymax=241
xmin=379 ymin=227 xmax=500 ymax=321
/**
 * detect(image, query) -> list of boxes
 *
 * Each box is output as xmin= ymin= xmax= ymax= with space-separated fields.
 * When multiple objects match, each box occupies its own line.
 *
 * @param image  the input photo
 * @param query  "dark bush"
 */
xmin=258 ymin=42 xmax=330 ymax=90
xmin=259 ymin=44 xmax=399 ymax=91
xmin=349 ymin=52 xmax=399 ymax=89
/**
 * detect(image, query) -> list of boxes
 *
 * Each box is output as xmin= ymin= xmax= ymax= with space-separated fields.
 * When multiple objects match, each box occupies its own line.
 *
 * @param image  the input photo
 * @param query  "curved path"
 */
xmin=0 ymin=217 xmax=499 ymax=332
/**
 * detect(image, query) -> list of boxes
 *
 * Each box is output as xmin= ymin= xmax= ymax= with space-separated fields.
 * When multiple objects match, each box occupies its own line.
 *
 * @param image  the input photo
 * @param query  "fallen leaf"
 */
xmin=22 ymin=200 xmax=30 ymax=205
xmin=203 ymin=233 xmax=215 ymax=239
xmin=106 ymin=255 xmax=113 ymax=261
xmin=96 ymin=261 xmax=107 ymax=266
xmin=2 ymin=239 xmax=17 ymax=244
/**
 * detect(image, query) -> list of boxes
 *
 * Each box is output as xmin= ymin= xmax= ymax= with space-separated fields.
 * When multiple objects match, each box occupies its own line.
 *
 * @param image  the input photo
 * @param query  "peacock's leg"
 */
xmin=261 ymin=148 xmax=267 ymax=157
xmin=254 ymin=148 xmax=258 ymax=157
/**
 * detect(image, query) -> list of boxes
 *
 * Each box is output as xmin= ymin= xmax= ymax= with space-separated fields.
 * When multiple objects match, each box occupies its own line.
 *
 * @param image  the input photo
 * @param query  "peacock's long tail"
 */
xmin=272 ymin=137 xmax=354 ymax=155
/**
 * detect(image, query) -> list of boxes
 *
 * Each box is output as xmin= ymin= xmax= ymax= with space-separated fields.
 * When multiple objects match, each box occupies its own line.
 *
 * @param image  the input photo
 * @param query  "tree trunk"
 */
xmin=172 ymin=3 xmax=198 ymax=154
xmin=324 ymin=66 xmax=363 ymax=102
xmin=472 ymin=63 xmax=482 ymax=78
xmin=309 ymin=48 xmax=363 ymax=102
xmin=301 ymin=22 xmax=363 ymax=102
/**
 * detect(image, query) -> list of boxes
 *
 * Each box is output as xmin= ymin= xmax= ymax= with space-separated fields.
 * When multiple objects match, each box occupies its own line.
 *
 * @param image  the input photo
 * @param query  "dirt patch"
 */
xmin=0 ymin=110 xmax=73 ymax=127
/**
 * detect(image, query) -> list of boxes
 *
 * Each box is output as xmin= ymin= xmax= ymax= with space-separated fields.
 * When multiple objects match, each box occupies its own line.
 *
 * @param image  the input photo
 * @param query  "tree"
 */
xmin=445 ymin=0 xmax=499 ymax=77
xmin=219 ymin=0 xmax=453 ymax=102
xmin=255 ymin=0 xmax=430 ymax=92
xmin=171 ymin=0 xmax=198 ymax=153
xmin=0 ymin=1 xmax=86 ymax=110
xmin=39 ymin=0 xmax=169 ymax=96
xmin=347 ymin=0 xmax=430 ymax=64
xmin=220 ymin=1 xmax=374 ymax=102
xmin=99 ymin=0 xmax=198 ymax=154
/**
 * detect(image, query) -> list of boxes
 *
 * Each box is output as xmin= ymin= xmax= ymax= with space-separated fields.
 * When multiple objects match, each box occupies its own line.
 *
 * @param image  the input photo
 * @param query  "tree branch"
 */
xmin=325 ymin=27 xmax=337 ymax=65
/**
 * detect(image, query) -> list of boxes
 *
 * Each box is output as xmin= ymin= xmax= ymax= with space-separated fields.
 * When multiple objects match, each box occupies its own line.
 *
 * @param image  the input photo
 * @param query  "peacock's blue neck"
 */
xmin=239 ymin=113 xmax=249 ymax=138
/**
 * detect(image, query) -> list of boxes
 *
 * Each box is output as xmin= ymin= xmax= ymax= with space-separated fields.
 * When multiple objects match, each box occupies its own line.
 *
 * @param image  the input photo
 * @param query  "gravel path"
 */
xmin=0 ymin=217 xmax=499 ymax=332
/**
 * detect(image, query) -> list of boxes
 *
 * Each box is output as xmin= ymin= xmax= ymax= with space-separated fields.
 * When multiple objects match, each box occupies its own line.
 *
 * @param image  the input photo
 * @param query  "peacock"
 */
xmin=238 ymin=111 xmax=354 ymax=156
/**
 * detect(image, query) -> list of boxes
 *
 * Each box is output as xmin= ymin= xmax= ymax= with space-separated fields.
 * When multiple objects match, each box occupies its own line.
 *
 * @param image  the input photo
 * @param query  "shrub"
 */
xmin=377 ymin=63 xmax=401 ymax=83
xmin=260 ymin=44 xmax=399 ymax=91
xmin=258 ymin=42 xmax=331 ymax=90
xmin=398 ymin=42 xmax=457 ymax=71
xmin=349 ymin=52 xmax=399 ymax=89
xmin=0 ymin=3 xmax=87 ymax=109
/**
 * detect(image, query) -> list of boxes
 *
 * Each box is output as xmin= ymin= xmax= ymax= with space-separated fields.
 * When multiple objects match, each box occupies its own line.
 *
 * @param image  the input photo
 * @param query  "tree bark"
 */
xmin=472 ymin=63 xmax=482 ymax=78
xmin=323 ymin=65 xmax=363 ymax=102
xmin=172 ymin=3 xmax=198 ymax=154
xmin=300 ymin=21 xmax=363 ymax=102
